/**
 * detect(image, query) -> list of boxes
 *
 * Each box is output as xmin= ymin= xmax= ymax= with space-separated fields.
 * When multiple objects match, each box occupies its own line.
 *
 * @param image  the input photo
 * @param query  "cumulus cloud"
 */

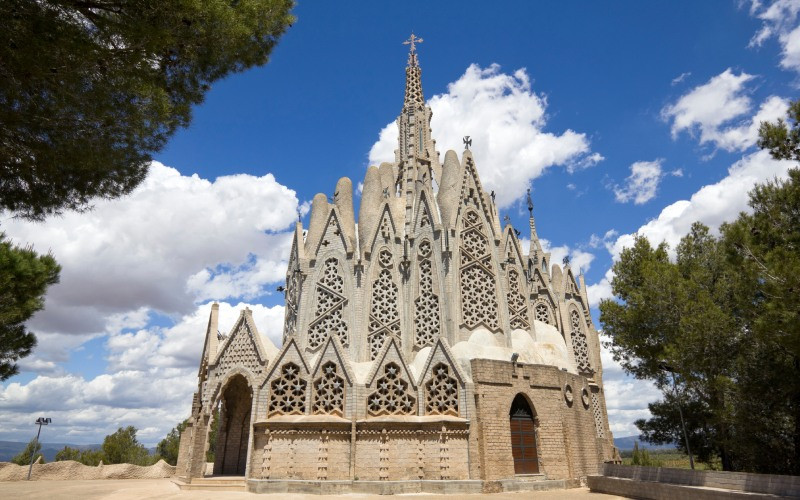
xmin=613 ymin=160 xmax=664 ymax=205
xmin=749 ymin=0 xmax=800 ymax=73
xmin=539 ymin=238 xmax=595 ymax=275
xmin=1 ymin=162 xmax=302 ymax=364
xmin=661 ymin=69 xmax=788 ymax=152
xmin=368 ymin=64 xmax=601 ymax=208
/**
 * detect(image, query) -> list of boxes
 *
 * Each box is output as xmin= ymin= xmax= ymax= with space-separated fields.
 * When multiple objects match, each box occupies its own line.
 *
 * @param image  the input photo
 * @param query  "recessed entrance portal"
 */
xmin=214 ymin=375 xmax=252 ymax=476
xmin=510 ymin=394 xmax=539 ymax=474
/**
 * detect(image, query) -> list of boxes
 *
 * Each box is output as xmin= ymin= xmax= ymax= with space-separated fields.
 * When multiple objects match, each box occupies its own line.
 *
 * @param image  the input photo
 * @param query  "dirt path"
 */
xmin=0 ymin=479 xmax=628 ymax=500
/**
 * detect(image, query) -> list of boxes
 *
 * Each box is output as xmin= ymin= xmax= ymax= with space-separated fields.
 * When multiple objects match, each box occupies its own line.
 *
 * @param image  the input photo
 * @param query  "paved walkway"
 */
xmin=0 ymin=479 xmax=627 ymax=499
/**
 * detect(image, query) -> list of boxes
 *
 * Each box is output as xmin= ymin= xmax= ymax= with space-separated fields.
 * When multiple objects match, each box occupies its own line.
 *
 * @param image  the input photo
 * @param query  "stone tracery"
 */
xmin=269 ymin=362 xmax=307 ymax=415
xmin=534 ymin=301 xmax=553 ymax=326
xmin=312 ymin=361 xmax=345 ymax=416
xmin=414 ymin=241 xmax=440 ymax=347
xmin=507 ymin=269 xmax=529 ymax=330
xmin=367 ymin=363 xmax=415 ymax=415
xmin=425 ymin=363 xmax=459 ymax=416
xmin=570 ymin=309 xmax=591 ymax=374
xmin=459 ymin=211 xmax=500 ymax=330
xmin=308 ymin=258 xmax=349 ymax=349
xmin=368 ymin=253 xmax=401 ymax=359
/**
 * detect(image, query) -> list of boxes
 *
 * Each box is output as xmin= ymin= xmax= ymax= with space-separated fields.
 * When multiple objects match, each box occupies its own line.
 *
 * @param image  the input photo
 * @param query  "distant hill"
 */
xmin=614 ymin=435 xmax=678 ymax=451
xmin=0 ymin=441 xmax=101 ymax=463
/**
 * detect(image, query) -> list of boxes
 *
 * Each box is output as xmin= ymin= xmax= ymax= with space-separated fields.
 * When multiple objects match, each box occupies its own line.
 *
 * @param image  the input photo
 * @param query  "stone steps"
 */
xmin=172 ymin=476 xmax=247 ymax=492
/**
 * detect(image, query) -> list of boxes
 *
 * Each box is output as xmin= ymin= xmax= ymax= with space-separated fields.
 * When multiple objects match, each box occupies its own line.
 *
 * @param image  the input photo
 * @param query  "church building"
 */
xmin=177 ymin=36 xmax=619 ymax=492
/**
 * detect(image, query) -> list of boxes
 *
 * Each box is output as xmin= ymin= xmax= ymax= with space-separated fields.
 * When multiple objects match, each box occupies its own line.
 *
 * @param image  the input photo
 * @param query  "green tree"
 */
xmin=0 ymin=0 xmax=294 ymax=220
xmin=54 ymin=446 xmax=81 ymax=462
xmin=758 ymin=99 xmax=800 ymax=161
xmin=11 ymin=438 xmax=44 ymax=465
xmin=156 ymin=419 xmax=188 ymax=466
xmin=0 ymin=233 xmax=60 ymax=380
xmin=101 ymin=426 xmax=153 ymax=466
xmin=78 ymin=448 xmax=104 ymax=466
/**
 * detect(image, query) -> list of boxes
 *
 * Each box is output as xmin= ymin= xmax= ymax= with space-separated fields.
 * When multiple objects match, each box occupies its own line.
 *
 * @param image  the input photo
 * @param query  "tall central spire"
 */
xmin=403 ymin=33 xmax=425 ymax=108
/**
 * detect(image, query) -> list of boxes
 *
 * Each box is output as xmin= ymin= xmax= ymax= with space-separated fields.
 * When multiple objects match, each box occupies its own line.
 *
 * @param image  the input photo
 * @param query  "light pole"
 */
xmin=658 ymin=363 xmax=694 ymax=470
xmin=27 ymin=417 xmax=51 ymax=480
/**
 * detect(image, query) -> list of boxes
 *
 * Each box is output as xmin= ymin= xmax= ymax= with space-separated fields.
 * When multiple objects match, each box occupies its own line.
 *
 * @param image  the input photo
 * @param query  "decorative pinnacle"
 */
xmin=402 ymin=33 xmax=425 ymax=107
xmin=526 ymin=188 xmax=534 ymax=215
xmin=403 ymin=33 xmax=423 ymax=55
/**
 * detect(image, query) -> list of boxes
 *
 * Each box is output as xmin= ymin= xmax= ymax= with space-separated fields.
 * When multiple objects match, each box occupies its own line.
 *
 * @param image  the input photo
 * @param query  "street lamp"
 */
xmin=658 ymin=363 xmax=694 ymax=470
xmin=27 ymin=417 xmax=51 ymax=481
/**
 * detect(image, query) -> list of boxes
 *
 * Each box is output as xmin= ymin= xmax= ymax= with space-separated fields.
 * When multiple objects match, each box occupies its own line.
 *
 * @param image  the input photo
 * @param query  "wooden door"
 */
xmin=510 ymin=395 xmax=539 ymax=474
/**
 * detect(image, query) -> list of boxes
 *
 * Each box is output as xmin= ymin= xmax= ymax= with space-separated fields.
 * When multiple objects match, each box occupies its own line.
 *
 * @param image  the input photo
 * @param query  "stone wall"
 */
xmin=471 ymin=359 xmax=605 ymax=481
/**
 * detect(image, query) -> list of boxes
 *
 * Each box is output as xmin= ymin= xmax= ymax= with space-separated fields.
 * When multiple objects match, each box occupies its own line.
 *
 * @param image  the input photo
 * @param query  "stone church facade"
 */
xmin=177 ymin=37 xmax=619 ymax=489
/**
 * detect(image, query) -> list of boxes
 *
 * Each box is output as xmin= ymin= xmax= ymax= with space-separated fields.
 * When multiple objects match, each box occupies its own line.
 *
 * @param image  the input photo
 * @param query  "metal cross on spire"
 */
xmin=403 ymin=33 xmax=424 ymax=52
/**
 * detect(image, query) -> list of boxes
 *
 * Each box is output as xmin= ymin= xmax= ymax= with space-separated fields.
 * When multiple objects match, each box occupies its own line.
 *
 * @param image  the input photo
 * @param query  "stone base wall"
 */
xmin=470 ymin=359 xmax=611 ymax=481
xmin=0 ymin=460 xmax=175 ymax=481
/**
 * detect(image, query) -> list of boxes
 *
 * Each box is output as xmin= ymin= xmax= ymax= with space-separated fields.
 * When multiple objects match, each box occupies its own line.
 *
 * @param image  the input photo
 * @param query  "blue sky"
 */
xmin=1 ymin=1 xmax=799 ymax=446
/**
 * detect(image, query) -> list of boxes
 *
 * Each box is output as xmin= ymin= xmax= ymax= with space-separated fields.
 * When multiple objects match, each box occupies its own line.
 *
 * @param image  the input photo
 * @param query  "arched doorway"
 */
xmin=510 ymin=394 xmax=539 ymax=474
xmin=214 ymin=375 xmax=252 ymax=476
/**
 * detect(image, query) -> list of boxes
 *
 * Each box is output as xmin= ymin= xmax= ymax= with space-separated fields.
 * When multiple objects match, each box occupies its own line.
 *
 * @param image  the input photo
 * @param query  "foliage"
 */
xmin=101 ymin=426 xmax=154 ymax=466
xmin=600 ymin=177 xmax=800 ymax=473
xmin=54 ymin=446 xmax=81 ymax=462
xmin=0 ymin=233 xmax=60 ymax=380
xmin=630 ymin=442 xmax=662 ymax=467
xmin=0 ymin=0 xmax=295 ymax=220
xmin=156 ymin=419 xmax=188 ymax=466
xmin=759 ymin=99 xmax=800 ymax=162
xmin=11 ymin=438 xmax=44 ymax=465
xmin=77 ymin=448 xmax=105 ymax=466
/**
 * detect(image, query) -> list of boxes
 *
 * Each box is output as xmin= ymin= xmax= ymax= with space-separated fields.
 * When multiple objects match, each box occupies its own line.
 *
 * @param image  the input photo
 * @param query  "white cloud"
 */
xmin=661 ymin=69 xmax=788 ymax=152
xmin=613 ymin=160 xmax=664 ymax=205
xmin=607 ymin=149 xmax=792 ymax=261
xmin=0 ymin=301 xmax=283 ymax=446
xmin=1 ymin=162 xmax=302 ymax=364
xmin=368 ymin=64 xmax=601 ymax=208
xmin=749 ymin=0 xmax=800 ymax=73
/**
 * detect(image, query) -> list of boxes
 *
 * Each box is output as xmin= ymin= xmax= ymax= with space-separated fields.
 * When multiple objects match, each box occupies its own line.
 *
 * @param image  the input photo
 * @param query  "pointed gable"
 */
xmin=418 ymin=338 xmax=467 ymax=417
xmin=261 ymin=337 xmax=311 ymax=416
xmin=370 ymin=203 xmax=398 ymax=254
xmin=365 ymin=337 xmax=418 ymax=416
xmin=502 ymin=226 xmax=525 ymax=266
xmin=414 ymin=191 xmax=435 ymax=232
xmin=315 ymin=208 xmax=350 ymax=255
xmin=212 ymin=310 xmax=268 ymax=377
xmin=311 ymin=334 xmax=355 ymax=386
xmin=309 ymin=335 xmax=354 ymax=417
xmin=458 ymin=154 xmax=495 ymax=238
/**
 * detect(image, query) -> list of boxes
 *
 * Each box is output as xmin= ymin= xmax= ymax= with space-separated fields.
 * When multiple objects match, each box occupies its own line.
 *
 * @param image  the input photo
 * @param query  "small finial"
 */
xmin=463 ymin=136 xmax=472 ymax=150
xmin=490 ymin=190 xmax=496 ymax=203
xmin=562 ymin=255 xmax=571 ymax=267
xmin=526 ymin=188 xmax=533 ymax=215
xmin=296 ymin=208 xmax=301 ymax=222
xmin=503 ymin=214 xmax=511 ymax=226
xmin=403 ymin=33 xmax=424 ymax=52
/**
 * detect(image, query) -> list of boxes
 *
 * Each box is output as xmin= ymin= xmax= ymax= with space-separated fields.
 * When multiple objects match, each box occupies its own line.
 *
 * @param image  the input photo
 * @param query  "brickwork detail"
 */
xmin=216 ymin=323 xmax=260 ymax=376
xmin=425 ymin=363 xmax=459 ymax=416
xmin=592 ymin=392 xmax=606 ymax=438
xmin=269 ymin=363 xmax=307 ymax=416
xmin=317 ymin=431 xmax=329 ymax=480
xmin=368 ymin=254 xmax=401 ymax=359
xmin=308 ymin=258 xmax=348 ymax=349
xmin=312 ymin=361 xmax=345 ymax=416
xmin=570 ymin=309 xmax=591 ymax=374
xmin=507 ymin=269 xmax=530 ymax=330
xmin=368 ymin=363 xmax=415 ymax=415
xmin=459 ymin=211 xmax=499 ymax=330
xmin=414 ymin=241 xmax=440 ymax=347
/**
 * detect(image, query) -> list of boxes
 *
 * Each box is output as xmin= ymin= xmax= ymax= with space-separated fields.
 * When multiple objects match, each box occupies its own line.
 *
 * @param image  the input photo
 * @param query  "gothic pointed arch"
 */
xmin=458 ymin=208 xmax=500 ymax=332
xmin=418 ymin=338 xmax=466 ymax=417
xmin=414 ymin=238 xmax=441 ymax=348
xmin=365 ymin=338 xmax=417 ymax=416
xmin=510 ymin=394 xmax=539 ymax=474
xmin=310 ymin=335 xmax=354 ymax=417
xmin=261 ymin=338 xmax=311 ymax=417
xmin=413 ymin=190 xmax=435 ymax=232
xmin=307 ymin=257 xmax=349 ymax=350
xmin=367 ymin=245 xmax=402 ymax=359
xmin=530 ymin=268 xmax=558 ymax=329
xmin=458 ymin=154 xmax=496 ymax=238
xmin=568 ymin=306 xmax=592 ymax=375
